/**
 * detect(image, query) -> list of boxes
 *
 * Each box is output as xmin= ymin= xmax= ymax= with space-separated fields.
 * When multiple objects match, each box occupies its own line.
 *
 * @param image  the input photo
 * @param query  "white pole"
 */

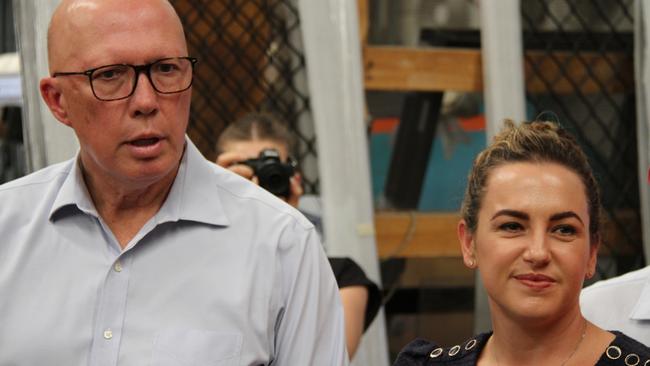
xmin=14 ymin=0 xmax=78 ymax=172
xmin=298 ymin=0 xmax=389 ymax=364
xmin=635 ymin=0 xmax=650 ymax=262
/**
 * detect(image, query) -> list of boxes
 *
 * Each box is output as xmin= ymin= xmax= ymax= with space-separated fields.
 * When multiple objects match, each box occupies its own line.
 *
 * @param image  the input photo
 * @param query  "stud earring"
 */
xmin=467 ymin=259 xmax=476 ymax=268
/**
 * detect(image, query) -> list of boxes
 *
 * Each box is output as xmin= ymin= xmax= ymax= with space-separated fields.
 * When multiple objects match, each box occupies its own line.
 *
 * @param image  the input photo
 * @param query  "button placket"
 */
xmin=88 ymin=254 xmax=133 ymax=366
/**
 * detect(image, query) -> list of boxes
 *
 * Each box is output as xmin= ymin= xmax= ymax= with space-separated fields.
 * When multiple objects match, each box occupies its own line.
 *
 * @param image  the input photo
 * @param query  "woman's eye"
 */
xmin=552 ymin=225 xmax=577 ymax=236
xmin=499 ymin=222 xmax=522 ymax=232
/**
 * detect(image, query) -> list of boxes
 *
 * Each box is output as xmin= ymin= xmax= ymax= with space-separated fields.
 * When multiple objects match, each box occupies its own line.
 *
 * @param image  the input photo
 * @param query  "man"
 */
xmin=581 ymin=266 xmax=650 ymax=346
xmin=0 ymin=1 xmax=348 ymax=365
xmin=215 ymin=112 xmax=382 ymax=359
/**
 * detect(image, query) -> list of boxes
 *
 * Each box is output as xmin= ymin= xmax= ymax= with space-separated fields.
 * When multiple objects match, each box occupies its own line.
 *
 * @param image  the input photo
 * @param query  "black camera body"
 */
xmin=243 ymin=149 xmax=296 ymax=198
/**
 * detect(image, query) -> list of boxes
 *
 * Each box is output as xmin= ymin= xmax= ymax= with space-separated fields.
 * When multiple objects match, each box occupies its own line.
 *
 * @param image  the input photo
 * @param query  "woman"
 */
xmin=394 ymin=119 xmax=650 ymax=365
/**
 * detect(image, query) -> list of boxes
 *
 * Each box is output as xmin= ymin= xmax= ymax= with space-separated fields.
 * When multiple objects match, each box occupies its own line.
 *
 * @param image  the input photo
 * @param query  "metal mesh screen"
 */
xmin=521 ymin=0 xmax=641 ymax=278
xmin=170 ymin=0 xmax=319 ymax=193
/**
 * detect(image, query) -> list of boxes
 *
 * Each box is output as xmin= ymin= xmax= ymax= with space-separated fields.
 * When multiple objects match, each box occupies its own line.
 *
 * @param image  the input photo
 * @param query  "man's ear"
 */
xmin=458 ymin=219 xmax=477 ymax=269
xmin=40 ymin=77 xmax=71 ymax=127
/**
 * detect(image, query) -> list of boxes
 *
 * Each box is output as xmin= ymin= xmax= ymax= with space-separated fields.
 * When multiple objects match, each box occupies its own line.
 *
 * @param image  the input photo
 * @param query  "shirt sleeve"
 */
xmin=272 ymin=223 xmax=349 ymax=365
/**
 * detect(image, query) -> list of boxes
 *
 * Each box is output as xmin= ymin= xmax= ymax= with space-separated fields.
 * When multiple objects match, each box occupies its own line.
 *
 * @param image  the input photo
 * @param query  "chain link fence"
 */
xmin=170 ymin=0 xmax=319 ymax=193
xmin=521 ymin=0 xmax=641 ymax=278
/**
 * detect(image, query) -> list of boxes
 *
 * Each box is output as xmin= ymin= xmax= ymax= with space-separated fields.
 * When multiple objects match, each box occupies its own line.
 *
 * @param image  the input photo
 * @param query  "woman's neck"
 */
xmin=481 ymin=305 xmax=589 ymax=366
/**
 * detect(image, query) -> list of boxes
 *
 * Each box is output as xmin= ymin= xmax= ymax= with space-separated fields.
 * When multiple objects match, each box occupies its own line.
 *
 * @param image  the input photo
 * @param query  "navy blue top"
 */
xmin=394 ymin=331 xmax=650 ymax=365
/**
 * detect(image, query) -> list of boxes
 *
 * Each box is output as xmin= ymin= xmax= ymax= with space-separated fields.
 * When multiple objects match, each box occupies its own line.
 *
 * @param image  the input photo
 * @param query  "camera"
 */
xmin=243 ymin=149 xmax=297 ymax=198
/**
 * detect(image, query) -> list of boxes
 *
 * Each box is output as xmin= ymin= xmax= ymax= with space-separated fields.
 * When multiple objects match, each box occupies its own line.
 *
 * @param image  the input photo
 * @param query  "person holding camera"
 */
xmin=216 ymin=112 xmax=382 ymax=359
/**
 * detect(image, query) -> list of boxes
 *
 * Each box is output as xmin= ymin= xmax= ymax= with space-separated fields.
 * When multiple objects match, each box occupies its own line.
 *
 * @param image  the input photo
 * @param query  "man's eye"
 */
xmin=154 ymin=63 xmax=179 ymax=74
xmin=94 ymin=67 xmax=126 ymax=81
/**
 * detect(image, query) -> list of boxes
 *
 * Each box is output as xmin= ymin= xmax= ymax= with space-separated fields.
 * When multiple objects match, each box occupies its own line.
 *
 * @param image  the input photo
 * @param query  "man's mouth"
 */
xmin=130 ymin=137 xmax=160 ymax=146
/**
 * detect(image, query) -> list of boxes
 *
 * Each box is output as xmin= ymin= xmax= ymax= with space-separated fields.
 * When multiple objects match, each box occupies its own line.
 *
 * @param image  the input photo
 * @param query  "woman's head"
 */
xmin=457 ymin=119 xmax=602 ymax=324
xmin=460 ymin=119 xmax=601 ymax=242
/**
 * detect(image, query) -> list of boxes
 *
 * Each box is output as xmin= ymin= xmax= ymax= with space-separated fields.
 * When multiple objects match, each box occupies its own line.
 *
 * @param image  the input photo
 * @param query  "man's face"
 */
xmin=42 ymin=0 xmax=191 ymax=188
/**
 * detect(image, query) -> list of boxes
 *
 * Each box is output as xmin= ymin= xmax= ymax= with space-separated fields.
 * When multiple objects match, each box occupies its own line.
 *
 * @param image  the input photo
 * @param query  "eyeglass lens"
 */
xmin=90 ymin=58 xmax=193 ymax=100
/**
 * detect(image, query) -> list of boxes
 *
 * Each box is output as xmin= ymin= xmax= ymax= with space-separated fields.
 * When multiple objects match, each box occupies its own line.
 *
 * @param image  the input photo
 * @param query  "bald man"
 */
xmin=0 ymin=1 xmax=348 ymax=365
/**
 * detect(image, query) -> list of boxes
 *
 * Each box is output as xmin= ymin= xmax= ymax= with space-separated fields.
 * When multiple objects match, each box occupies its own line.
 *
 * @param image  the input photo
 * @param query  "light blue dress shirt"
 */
xmin=0 ymin=138 xmax=348 ymax=366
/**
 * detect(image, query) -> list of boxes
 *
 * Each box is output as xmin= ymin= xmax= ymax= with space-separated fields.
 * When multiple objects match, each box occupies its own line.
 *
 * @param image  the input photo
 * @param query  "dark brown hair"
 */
xmin=460 ymin=119 xmax=602 ymax=241
xmin=216 ymin=112 xmax=295 ymax=156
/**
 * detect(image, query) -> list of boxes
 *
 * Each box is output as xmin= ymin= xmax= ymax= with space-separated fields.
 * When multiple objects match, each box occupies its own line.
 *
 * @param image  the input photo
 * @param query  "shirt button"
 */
xmin=113 ymin=261 xmax=122 ymax=272
xmin=103 ymin=329 xmax=113 ymax=340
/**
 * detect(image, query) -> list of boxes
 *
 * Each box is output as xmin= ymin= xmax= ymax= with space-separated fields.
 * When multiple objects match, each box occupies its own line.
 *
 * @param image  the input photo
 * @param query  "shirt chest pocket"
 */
xmin=151 ymin=329 xmax=242 ymax=366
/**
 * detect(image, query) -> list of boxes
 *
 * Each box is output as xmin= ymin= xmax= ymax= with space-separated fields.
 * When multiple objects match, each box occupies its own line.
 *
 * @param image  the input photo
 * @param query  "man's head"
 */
xmin=39 ymin=0 xmax=192 ymax=189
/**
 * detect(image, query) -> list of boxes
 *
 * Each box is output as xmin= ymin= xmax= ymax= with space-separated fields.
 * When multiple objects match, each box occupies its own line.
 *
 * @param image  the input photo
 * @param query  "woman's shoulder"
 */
xmin=596 ymin=331 xmax=650 ymax=365
xmin=393 ymin=333 xmax=490 ymax=366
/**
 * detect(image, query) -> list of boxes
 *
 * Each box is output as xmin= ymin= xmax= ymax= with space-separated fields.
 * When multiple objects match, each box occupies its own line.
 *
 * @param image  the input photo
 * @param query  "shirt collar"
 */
xmin=49 ymin=156 xmax=98 ymax=219
xmin=629 ymin=268 xmax=650 ymax=320
xmin=155 ymin=137 xmax=230 ymax=227
xmin=50 ymin=137 xmax=230 ymax=228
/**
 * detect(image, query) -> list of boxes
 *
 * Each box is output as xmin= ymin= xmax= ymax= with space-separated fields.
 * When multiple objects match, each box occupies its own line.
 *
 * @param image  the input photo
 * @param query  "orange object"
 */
xmin=371 ymin=117 xmax=399 ymax=134
xmin=458 ymin=115 xmax=485 ymax=132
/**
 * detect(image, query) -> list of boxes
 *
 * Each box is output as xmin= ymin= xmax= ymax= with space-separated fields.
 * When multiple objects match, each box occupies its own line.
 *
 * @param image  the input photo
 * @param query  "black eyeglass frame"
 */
xmin=51 ymin=56 xmax=198 ymax=101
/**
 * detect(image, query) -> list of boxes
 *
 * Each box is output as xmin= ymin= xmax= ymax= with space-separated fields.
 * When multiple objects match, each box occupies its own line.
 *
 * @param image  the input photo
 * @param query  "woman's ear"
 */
xmin=458 ymin=219 xmax=477 ymax=269
xmin=40 ymin=77 xmax=72 ymax=127
xmin=585 ymin=234 xmax=600 ymax=279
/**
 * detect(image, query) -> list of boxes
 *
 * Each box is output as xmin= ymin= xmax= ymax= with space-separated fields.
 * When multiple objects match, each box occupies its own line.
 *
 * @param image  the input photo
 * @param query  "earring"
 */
xmin=467 ymin=259 xmax=476 ymax=268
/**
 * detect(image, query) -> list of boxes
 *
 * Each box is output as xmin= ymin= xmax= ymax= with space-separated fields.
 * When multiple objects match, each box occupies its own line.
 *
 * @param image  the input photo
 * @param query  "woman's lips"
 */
xmin=514 ymin=273 xmax=556 ymax=289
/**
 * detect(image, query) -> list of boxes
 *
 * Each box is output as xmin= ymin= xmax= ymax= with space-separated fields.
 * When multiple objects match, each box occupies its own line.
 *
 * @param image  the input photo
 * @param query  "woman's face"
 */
xmin=459 ymin=162 xmax=598 ymax=325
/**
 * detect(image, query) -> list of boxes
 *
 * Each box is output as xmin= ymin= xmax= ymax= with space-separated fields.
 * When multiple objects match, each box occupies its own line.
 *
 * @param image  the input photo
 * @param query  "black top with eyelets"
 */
xmin=393 ymin=331 xmax=650 ymax=366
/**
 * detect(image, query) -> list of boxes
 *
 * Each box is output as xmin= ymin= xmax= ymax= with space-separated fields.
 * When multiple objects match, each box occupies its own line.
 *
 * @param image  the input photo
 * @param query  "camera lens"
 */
xmin=258 ymin=165 xmax=290 ymax=197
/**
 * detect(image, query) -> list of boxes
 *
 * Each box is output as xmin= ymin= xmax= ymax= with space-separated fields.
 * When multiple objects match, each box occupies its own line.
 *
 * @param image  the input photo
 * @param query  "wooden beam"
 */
xmin=363 ymin=46 xmax=633 ymax=94
xmin=375 ymin=212 xmax=462 ymax=259
xmin=357 ymin=0 xmax=368 ymax=45
xmin=364 ymin=46 xmax=482 ymax=92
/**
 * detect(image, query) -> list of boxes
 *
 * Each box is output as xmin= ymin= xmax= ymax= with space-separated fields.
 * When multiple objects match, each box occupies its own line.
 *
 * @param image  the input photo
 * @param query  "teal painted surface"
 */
xmin=418 ymin=131 xmax=486 ymax=211
xmin=369 ymin=129 xmax=486 ymax=211
xmin=369 ymin=133 xmax=392 ymax=202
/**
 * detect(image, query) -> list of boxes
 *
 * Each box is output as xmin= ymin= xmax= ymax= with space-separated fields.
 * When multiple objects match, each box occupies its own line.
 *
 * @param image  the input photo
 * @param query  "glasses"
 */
xmin=52 ymin=57 xmax=198 ymax=101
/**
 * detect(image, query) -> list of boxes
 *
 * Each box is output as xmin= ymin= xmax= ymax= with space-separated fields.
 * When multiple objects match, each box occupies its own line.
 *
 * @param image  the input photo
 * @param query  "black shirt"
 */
xmin=394 ymin=331 xmax=650 ymax=365
xmin=329 ymin=257 xmax=382 ymax=331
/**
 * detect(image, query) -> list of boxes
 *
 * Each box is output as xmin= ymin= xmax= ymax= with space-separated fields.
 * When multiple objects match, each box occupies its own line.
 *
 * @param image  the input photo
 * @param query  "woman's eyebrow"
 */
xmin=549 ymin=211 xmax=584 ymax=224
xmin=491 ymin=209 xmax=529 ymax=221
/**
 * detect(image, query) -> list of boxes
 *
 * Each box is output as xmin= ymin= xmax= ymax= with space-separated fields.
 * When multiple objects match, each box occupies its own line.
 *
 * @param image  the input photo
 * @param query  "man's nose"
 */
xmin=130 ymin=72 xmax=158 ymax=116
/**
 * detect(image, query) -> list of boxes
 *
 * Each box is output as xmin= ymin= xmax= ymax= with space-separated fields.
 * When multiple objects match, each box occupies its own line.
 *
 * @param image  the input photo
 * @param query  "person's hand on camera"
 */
xmin=286 ymin=173 xmax=303 ymax=208
xmin=215 ymin=151 xmax=259 ymax=184
xmin=216 ymin=151 xmax=303 ymax=208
